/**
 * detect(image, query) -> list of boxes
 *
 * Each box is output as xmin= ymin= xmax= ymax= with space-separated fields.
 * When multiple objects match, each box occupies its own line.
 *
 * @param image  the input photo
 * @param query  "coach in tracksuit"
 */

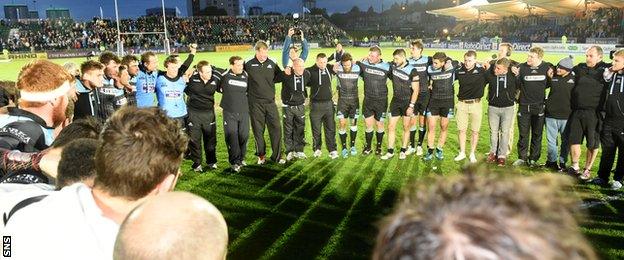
xmin=595 ymin=50 xmax=624 ymax=189
xmin=543 ymin=56 xmax=575 ymax=171
xmin=244 ymin=41 xmax=284 ymax=164
xmin=280 ymin=58 xmax=310 ymax=161
xmin=568 ymin=46 xmax=611 ymax=179
xmin=357 ymin=46 xmax=391 ymax=155
xmin=334 ymin=53 xmax=361 ymax=157
xmin=514 ymin=47 xmax=553 ymax=167
xmin=185 ymin=60 xmax=219 ymax=172
xmin=307 ymin=53 xmax=338 ymax=159
xmin=219 ymin=56 xmax=251 ymax=173
xmin=484 ymin=58 xmax=520 ymax=166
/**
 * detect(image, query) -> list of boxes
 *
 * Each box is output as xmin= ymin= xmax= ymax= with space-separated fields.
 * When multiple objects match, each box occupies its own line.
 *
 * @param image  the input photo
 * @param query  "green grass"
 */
xmin=1 ymin=48 xmax=623 ymax=259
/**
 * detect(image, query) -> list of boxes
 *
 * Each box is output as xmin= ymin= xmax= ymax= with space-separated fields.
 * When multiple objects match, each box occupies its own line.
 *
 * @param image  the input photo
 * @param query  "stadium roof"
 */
xmin=428 ymin=0 xmax=624 ymax=21
xmin=426 ymin=0 xmax=500 ymax=21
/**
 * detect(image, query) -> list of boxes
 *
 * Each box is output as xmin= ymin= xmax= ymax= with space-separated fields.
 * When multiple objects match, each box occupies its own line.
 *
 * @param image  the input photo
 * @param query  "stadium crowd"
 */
xmin=459 ymin=7 xmax=624 ymax=42
xmin=0 ymin=23 xmax=622 ymax=258
xmin=0 ymin=15 xmax=349 ymax=52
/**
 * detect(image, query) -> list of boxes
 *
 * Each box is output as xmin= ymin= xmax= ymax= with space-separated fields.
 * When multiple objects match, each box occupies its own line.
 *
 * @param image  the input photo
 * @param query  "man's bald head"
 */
xmin=114 ymin=192 xmax=228 ymax=260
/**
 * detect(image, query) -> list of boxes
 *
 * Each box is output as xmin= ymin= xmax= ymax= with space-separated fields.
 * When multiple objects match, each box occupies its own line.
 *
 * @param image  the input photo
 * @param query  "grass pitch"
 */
xmin=1 ymin=48 xmax=622 ymax=259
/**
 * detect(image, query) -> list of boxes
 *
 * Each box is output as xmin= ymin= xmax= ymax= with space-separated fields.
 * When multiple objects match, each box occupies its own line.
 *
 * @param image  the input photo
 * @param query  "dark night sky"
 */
xmin=1 ymin=0 xmax=413 ymax=20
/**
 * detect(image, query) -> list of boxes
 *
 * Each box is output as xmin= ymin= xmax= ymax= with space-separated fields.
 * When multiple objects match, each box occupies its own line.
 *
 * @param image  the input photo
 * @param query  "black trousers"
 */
xmin=598 ymin=122 xmax=624 ymax=182
xmin=187 ymin=109 xmax=217 ymax=165
xmin=223 ymin=110 xmax=250 ymax=166
xmin=249 ymin=99 xmax=282 ymax=161
xmin=517 ymin=103 xmax=545 ymax=161
xmin=283 ymin=105 xmax=306 ymax=153
xmin=310 ymin=101 xmax=337 ymax=152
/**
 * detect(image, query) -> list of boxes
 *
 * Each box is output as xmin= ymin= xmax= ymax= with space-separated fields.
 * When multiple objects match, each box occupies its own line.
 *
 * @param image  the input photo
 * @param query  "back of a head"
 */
xmin=93 ymin=107 xmax=188 ymax=200
xmin=57 ymin=138 xmax=100 ymax=189
xmin=374 ymin=166 xmax=597 ymax=260
xmin=52 ymin=117 xmax=102 ymax=148
xmin=114 ymin=192 xmax=228 ymax=260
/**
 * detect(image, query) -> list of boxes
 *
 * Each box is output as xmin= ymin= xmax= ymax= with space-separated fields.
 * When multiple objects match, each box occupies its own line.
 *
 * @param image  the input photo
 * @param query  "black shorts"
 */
xmin=337 ymin=98 xmax=360 ymax=119
xmin=363 ymin=97 xmax=388 ymax=122
xmin=426 ymin=98 xmax=454 ymax=118
xmin=415 ymin=92 xmax=430 ymax=115
xmin=389 ymin=99 xmax=411 ymax=117
xmin=567 ymin=109 xmax=600 ymax=149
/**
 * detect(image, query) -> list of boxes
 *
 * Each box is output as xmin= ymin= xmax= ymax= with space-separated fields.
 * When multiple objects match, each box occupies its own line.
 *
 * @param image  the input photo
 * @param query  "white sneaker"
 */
xmin=612 ymin=180 xmax=623 ymax=190
xmin=329 ymin=151 xmax=339 ymax=159
xmin=209 ymin=163 xmax=217 ymax=170
xmin=257 ymin=156 xmax=266 ymax=165
xmin=454 ymin=152 xmax=466 ymax=162
xmin=278 ymin=158 xmax=286 ymax=164
xmin=296 ymin=152 xmax=307 ymax=159
xmin=286 ymin=152 xmax=295 ymax=161
xmin=399 ymin=152 xmax=406 ymax=160
xmin=381 ymin=152 xmax=394 ymax=160
xmin=405 ymin=147 xmax=416 ymax=155
xmin=241 ymin=161 xmax=247 ymax=166
xmin=469 ymin=153 xmax=477 ymax=163
xmin=512 ymin=159 xmax=526 ymax=167
xmin=313 ymin=150 xmax=322 ymax=158
xmin=232 ymin=165 xmax=241 ymax=172
xmin=416 ymin=146 xmax=424 ymax=156
xmin=193 ymin=165 xmax=203 ymax=172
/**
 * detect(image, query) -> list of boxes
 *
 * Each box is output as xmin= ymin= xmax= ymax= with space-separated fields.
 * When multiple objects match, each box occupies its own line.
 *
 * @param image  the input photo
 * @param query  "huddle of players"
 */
xmin=73 ymin=40 xmax=624 ymax=188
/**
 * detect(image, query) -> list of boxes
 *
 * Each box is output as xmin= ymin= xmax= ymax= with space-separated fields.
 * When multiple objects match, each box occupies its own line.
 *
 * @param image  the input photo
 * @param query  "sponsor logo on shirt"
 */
xmin=365 ymin=68 xmax=386 ymax=76
xmin=567 ymin=79 xmax=575 ymax=83
xmin=338 ymin=73 xmax=359 ymax=79
xmin=414 ymin=66 xmax=427 ymax=72
xmin=165 ymin=90 xmax=182 ymax=100
xmin=431 ymin=73 xmax=453 ymax=80
xmin=392 ymin=70 xmax=410 ymax=81
xmin=267 ymin=65 xmax=273 ymax=69
xmin=228 ymin=79 xmax=248 ymax=87
xmin=524 ymin=75 xmax=547 ymax=81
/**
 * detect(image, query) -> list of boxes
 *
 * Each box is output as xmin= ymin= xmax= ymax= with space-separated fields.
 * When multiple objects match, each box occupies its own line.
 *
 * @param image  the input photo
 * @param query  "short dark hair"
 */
xmin=93 ymin=107 xmax=188 ymax=200
xmin=163 ymin=55 xmax=179 ymax=68
xmin=80 ymin=60 xmax=105 ymax=75
xmin=0 ymin=81 xmax=19 ymax=107
xmin=121 ymin=55 xmax=139 ymax=67
xmin=254 ymin=41 xmax=268 ymax=51
xmin=392 ymin=49 xmax=406 ymax=57
xmin=229 ymin=56 xmax=243 ymax=65
xmin=464 ymin=50 xmax=477 ymax=58
xmin=316 ymin=53 xmax=327 ymax=59
xmin=373 ymin=166 xmax=597 ymax=260
xmin=140 ymin=51 xmax=156 ymax=64
xmin=369 ymin=46 xmax=382 ymax=55
xmin=99 ymin=51 xmax=121 ymax=66
xmin=496 ymin=57 xmax=511 ymax=68
xmin=410 ymin=40 xmax=424 ymax=50
xmin=341 ymin=53 xmax=353 ymax=63
xmin=57 ymin=138 xmax=99 ymax=189
xmin=52 ymin=117 xmax=102 ymax=148
xmin=196 ymin=61 xmax=210 ymax=72
xmin=432 ymin=52 xmax=447 ymax=62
